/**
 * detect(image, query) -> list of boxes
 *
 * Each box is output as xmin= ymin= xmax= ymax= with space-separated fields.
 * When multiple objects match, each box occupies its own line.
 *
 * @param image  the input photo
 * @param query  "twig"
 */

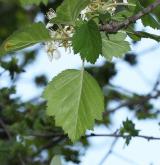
xmin=0 ymin=70 xmax=6 ymax=77
xmin=104 ymin=101 xmax=128 ymax=115
xmin=86 ymin=133 xmax=160 ymax=141
xmin=152 ymin=73 xmax=160 ymax=92
xmin=100 ymin=0 xmax=160 ymax=32
xmin=103 ymin=76 xmax=160 ymax=116
xmin=99 ymin=137 xmax=118 ymax=165
xmin=28 ymin=132 xmax=65 ymax=138
xmin=0 ymin=118 xmax=11 ymax=140
xmin=112 ymin=151 xmax=140 ymax=165
xmin=18 ymin=154 xmax=26 ymax=165
xmin=0 ymin=118 xmax=26 ymax=165
xmin=30 ymin=131 xmax=160 ymax=141
xmin=37 ymin=136 xmax=66 ymax=154
xmin=108 ymin=84 xmax=134 ymax=95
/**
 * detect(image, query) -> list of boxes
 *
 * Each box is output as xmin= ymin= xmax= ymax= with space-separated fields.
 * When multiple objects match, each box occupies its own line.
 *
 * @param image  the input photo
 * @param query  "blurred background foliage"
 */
xmin=0 ymin=0 xmax=160 ymax=165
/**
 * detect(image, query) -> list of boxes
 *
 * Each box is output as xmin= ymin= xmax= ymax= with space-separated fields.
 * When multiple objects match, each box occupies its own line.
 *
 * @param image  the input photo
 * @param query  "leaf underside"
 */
xmin=43 ymin=69 xmax=104 ymax=142
xmin=102 ymin=32 xmax=131 ymax=61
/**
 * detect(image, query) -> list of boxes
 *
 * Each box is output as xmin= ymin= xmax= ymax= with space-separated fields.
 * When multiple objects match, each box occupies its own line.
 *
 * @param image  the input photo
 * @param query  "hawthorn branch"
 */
xmin=103 ymin=91 xmax=160 ymax=115
xmin=0 ymin=70 xmax=6 ymax=77
xmin=0 ymin=118 xmax=11 ymax=140
xmin=104 ymin=73 xmax=160 ymax=115
xmin=37 ymin=136 xmax=66 ymax=154
xmin=0 ymin=119 xmax=26 ymax=165
xmin=31 ymin=131 xmax=160 ymax=141
xmin=111 ymin=152 xmax=140 ymax=165
xmin=86 ymin=133 xmax=160 ymax=141
xmin=100 ymin=0 xmax=160 ymax=32
xmin=99 ymin=134 xmax=119 ymax=165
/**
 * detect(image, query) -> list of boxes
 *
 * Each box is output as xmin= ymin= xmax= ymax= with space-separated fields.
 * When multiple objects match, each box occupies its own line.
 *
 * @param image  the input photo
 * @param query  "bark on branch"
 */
xmin=100 ymin=0 xmax=160 ymax=32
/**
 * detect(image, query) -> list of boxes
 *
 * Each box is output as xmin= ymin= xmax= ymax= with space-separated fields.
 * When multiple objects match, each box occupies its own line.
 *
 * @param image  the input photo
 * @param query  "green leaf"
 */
xmin=0 ymin=22 xmax=51 ymax=56
xmin=51 ymin=0 xmax=90 ymax=25
xmin=50 ymin=155 xmax=62 ymax=165
xmin=120 ymin=118 xmax=140 ymax=145
xmin=127 ymin=30 xmax=160 ymax=42
xmin=72 ymin=20 xmax=102 ymax=63
xmin=126 ymin=28 xmax=141 ymax=41
xmin=101 ymin=32 xmax=131 ymax=61
xmin=141 ymin=14 xmax=160 ymax=29
xmin=20 ymin=0 xmax=48 ymax=6
xmin=0 ymin=57 xmax=24 ymax=79
xmin=43 ymin=69 xmax=104 ymax=142
xmin=112 ymin=10 xmax=134 ymax=21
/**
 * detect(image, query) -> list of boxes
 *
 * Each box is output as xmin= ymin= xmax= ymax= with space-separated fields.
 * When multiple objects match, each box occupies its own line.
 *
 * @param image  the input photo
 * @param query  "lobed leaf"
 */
xmin=72 ymin=20 xmax=102 ymax=63
xmin=0 ymin=22 xmax=51 ymax=56
xmin=51 ymin=0 xmax=90 ymax=25
xmin=43 ymin=69 xmax=104 ymax=142
xmin=101 ymin=32 xmax=131 ymax=61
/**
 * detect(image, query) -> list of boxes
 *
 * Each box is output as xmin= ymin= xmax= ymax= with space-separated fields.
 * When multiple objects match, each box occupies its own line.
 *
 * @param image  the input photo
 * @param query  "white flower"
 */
xmin=46 ymin=22 xmax=54 ymax=29
xmin=123 ymin=0 xmax=128 ymax=3
xmin=49 ymin=29 xmax=56 ymax=39
xmin=52 ymin=49 xmax=61 ymax=60
xmin=46 ymin=8 xmax=56 ymax=20
xmin=45 ymin=41 xmax=61 ymax=61
xmin=80 ymin=7 xmax=91 ymax=20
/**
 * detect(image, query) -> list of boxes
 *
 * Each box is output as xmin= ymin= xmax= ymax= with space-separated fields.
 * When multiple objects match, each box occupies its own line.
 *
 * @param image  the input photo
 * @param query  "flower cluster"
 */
xmin=45 ymin=9 xmax=73 ymax=61
xmin=86 ymin=0 xmax=119 ymax=15
xmin=80 ymin=0 xmax=129 ymax=21
xmin=44 ymin=0 xmax=129 ymax=61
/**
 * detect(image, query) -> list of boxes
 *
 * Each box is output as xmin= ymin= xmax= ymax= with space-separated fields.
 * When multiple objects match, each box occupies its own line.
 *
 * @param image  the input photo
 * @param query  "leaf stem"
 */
xmin=81 ymin=60 xmax=85 ymax=71
xmin=103 ymin=2 xmax=136 ymax=8
xmin=100 ymin=0 xmax=160 ymax=32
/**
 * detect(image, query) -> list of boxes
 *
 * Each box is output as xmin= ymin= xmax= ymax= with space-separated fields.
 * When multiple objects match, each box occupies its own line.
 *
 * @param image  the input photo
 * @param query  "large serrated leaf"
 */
xmin=72 ymin=20 xmax=102 ymax=64
xmin=43 ymin=69 xmax=104 ymax=142
xmin=0 ymin=22 xmax=51 ymax=56
xmin=102 ymin=32 xmax=131 ymax=61
xmin=51 ymin=0 xmax=90 ymax=25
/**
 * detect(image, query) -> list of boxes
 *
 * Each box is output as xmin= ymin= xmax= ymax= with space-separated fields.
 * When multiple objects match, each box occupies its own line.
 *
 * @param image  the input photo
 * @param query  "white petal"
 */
xmin=47 ymin=8 xmax=56 ymax=20
xmin=53 ymin=49 xmax=61 ymax=60
xmin=123 ymin=0 xmax=128 ymax=3
xmin=46 ymin=23 xmax=53 ymax=29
